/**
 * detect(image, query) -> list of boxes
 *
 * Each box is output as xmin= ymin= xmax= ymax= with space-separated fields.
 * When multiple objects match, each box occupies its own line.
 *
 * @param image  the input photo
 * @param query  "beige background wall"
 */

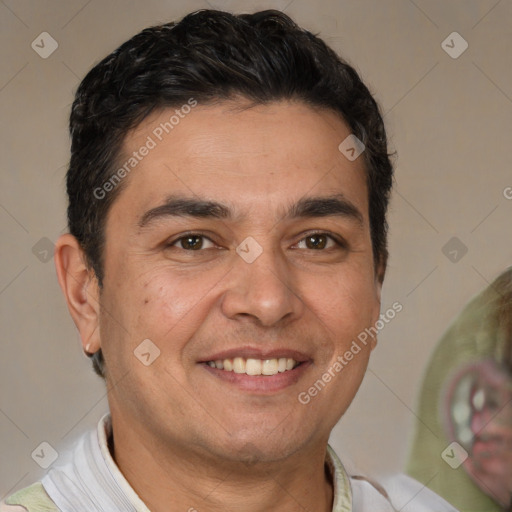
xmin=1 ymin=0 xmax=511 ymax=498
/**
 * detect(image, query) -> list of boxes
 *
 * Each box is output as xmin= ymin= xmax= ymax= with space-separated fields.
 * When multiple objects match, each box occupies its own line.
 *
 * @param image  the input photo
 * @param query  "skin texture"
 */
xmin=55 ymin=100 xmax=384 ymax=512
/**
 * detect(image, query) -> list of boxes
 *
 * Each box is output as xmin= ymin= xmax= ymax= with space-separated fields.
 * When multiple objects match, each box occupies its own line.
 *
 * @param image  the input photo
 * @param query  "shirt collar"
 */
xmin=43 ymin=413 xmax=353 ymax=512
xmin=326 ymin=444 xmax=353 ymax=512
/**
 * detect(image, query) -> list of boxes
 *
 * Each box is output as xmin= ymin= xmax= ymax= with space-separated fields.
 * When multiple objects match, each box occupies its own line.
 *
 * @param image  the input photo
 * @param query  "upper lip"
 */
xmin=199 ymin=347 xmax=311 ymax=363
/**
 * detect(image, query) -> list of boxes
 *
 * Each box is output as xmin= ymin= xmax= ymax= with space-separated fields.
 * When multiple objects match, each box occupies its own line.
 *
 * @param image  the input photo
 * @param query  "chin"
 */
xmin=210 ymin=426 xmax=308 ymax=465
xmin=224 ymin=441 xmax=297 ymax=465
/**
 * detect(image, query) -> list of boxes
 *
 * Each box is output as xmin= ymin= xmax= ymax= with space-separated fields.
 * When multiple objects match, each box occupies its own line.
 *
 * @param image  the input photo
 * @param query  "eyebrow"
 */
xmin=287 ymin=195 xmax=363 ymax=225
xmin=138 ymin=196 xmax=231 ymax=228
xmin=138 ymin=194 xmax=364 ymax=228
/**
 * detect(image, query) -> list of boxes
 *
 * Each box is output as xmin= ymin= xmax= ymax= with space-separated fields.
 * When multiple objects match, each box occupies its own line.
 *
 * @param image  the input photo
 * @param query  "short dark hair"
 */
xmin=67 ymin=9 xmax=394 ymax=378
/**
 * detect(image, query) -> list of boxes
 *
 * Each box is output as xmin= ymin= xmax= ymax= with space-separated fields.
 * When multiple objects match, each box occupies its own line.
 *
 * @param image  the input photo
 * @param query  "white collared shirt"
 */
xmin=33 ymin=414 xmax=457 ymax=511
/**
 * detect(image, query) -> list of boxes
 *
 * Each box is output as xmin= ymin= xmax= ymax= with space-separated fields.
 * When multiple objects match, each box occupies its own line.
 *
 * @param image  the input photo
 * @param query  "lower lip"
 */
xmin=201 ymin=361 xmax=311 ymax=393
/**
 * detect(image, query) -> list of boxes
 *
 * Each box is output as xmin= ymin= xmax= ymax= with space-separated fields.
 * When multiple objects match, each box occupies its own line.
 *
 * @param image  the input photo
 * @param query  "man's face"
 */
xmin=98 ymin=100 xmax=382 ymax=464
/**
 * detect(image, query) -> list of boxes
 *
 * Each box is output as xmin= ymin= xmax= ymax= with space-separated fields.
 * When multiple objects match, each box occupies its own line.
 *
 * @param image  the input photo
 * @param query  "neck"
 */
xmin=109 ymin=418 xmax=334 ymax=512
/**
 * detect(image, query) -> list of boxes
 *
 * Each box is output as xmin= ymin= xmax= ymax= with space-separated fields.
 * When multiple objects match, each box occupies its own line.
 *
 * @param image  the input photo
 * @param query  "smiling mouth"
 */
xmin=205 ymin=357 xmax=300 ymax=376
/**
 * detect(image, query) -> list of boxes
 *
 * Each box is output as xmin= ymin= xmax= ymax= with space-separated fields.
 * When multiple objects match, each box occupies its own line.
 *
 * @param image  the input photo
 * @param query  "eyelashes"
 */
xmin=167 ymin=231 xmax=347 ymax=252
xmin=293 ymin=233 xmax=346 ymax=251
xmin=169 ymin=234 xmax=216 ymax=251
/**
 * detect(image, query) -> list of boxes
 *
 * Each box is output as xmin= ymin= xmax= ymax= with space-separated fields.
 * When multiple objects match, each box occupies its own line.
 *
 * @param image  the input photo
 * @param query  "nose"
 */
xmin=220 ymin=242 xmax=304 ymax=327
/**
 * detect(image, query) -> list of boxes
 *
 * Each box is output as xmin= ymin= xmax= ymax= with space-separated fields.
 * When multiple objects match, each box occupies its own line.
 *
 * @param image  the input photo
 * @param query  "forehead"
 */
xmin=110 ymin=100 xmax=368 ymax=224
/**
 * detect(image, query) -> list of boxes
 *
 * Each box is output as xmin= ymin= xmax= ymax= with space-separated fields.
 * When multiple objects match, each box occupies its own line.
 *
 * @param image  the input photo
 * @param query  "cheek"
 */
xmin=129 ymin=266 xmax=223 ymax=346
xmin=315 ymin=269 xmax=379 ymax=334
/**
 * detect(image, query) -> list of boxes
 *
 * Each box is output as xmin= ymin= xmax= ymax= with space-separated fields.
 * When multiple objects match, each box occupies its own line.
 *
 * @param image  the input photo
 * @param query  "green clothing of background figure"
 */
xmin=407 ymin=268 xmax=512 ymax=511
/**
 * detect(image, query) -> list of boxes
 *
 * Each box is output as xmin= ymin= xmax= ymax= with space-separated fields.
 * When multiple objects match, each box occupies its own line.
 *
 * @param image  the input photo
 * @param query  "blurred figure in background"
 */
xmin=407 ymin=267 xmax=512 ymax=511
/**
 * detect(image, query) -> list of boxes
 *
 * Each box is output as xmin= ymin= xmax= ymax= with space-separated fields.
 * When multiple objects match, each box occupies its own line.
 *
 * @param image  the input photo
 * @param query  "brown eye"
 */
xmin=171 ymin=235 xmax=214 ymax=250
xmin=296 ymin=233 xmax=340 ymax=250
xmin=304 ymin=234 xmax=328 ymax=249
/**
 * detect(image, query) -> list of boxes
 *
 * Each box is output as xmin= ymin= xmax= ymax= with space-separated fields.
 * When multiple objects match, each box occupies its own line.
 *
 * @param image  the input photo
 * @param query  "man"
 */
xmin=1 ymin=9 xmax=457 ymax=512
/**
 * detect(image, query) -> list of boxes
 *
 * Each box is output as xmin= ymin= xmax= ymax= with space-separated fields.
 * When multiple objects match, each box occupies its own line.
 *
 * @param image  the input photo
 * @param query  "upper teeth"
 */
xmin=207 ymin=357 xmax=298 ymax=376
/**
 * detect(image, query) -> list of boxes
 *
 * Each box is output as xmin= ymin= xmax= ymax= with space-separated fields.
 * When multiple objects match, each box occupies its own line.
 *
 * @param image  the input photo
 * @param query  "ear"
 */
xmin=54 ymin=233 xmax=101 ymax=355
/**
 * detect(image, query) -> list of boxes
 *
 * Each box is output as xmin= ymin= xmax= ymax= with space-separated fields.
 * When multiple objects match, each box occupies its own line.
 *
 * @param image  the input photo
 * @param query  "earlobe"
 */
xmin=54 ymin=234 xmax=101 ymax=355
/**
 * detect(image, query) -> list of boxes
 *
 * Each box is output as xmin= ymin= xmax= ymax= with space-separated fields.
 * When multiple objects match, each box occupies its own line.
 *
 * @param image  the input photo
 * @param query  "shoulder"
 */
xmin=1 ymin=483 xmax=59 ymax=512
xmin=376 ymin=473 xmax=459 ymax=511
xmin=327 ymin=445 xmax=459 ymax=511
